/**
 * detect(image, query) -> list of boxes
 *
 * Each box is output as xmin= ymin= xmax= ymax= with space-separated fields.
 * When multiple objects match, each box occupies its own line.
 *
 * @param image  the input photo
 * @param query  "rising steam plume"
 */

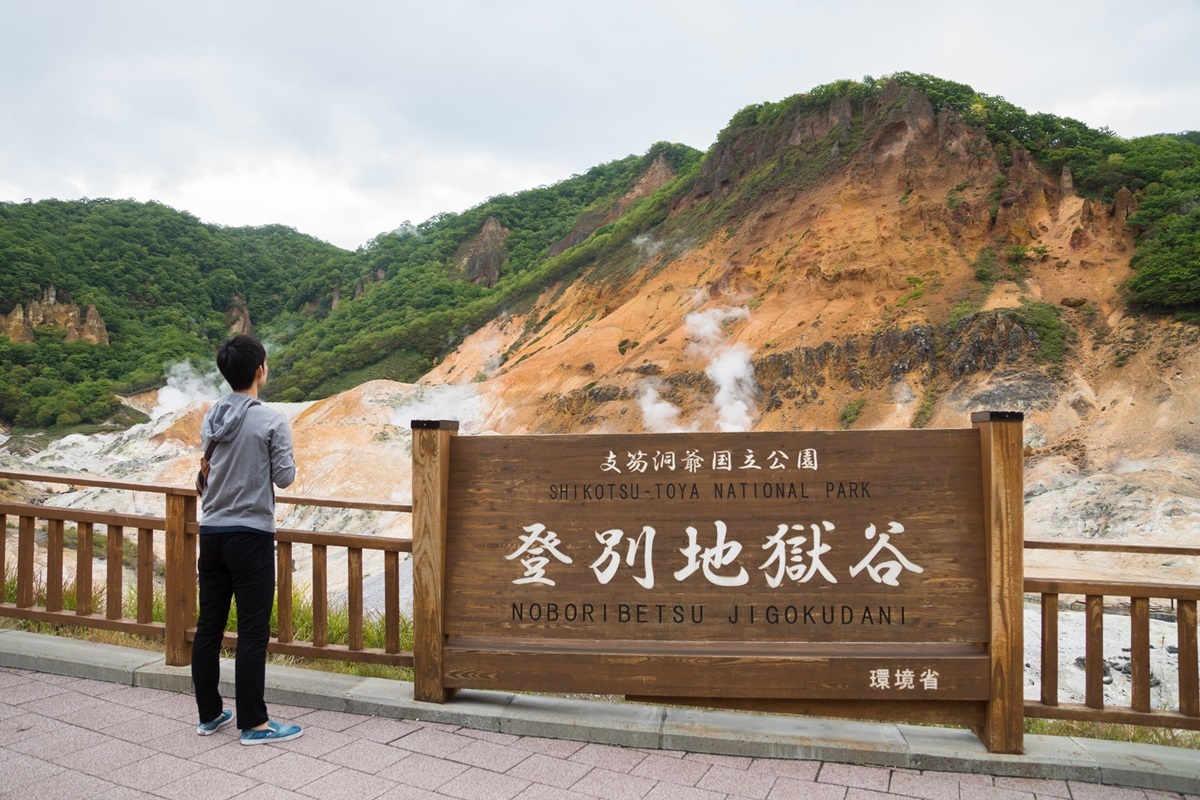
xmin=637 ymin=307 xmax=759 ymax=433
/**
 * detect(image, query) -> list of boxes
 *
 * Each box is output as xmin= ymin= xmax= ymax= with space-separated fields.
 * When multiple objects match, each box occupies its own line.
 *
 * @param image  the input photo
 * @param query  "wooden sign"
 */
xmin=446 ymin=429 xmax=985 ymax=642
xmin=411 ymin=414 xmax=1024 ymax=753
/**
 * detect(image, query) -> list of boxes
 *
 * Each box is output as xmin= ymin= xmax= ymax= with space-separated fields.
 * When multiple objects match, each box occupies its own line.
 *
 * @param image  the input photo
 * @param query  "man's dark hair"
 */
xmin=216 ymin=335 xmax=267 ymax=391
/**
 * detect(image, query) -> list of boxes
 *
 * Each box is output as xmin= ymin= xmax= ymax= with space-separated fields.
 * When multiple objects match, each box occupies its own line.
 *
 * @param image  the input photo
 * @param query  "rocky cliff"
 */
xmin=454 ymin=216 xmax=509 ymax=287
xmin=1 ymin=286 xmax=109 ymax=345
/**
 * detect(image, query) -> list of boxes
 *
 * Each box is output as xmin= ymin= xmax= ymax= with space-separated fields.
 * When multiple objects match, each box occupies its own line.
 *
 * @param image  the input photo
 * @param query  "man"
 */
xmin=192 ymin=334 xmax=302 ymax=744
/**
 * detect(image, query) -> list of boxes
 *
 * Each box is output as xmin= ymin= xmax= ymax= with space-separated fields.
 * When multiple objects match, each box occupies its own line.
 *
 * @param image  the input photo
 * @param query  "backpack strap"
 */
xmin=198 ymin=399 xmax=261 ymax=495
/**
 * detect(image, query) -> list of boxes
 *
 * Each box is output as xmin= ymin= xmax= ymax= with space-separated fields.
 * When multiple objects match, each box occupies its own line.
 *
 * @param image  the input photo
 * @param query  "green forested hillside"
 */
xmin=0 ymin=198 xmax=355 ymax=426
xmin=0 ymin=143 xmax=703 ymax=424
xmin=1 ymin=73 xmax=1197 ymax=430
xmin=259 ymin=142 xmax=703 ymax=399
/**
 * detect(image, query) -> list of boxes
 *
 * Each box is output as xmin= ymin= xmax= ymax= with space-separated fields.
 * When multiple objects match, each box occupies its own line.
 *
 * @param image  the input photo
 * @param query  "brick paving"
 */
xmin=0 ymin=668 xmax=1197 ymax=800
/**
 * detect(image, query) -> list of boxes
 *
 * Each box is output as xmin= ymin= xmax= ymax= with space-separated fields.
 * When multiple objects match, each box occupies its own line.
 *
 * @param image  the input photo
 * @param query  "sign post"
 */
xmin=411 ymin=414 xmax=1024 ymax=753
xmin=974 ymin=411 xmax=1025 ymax=754
xmin=411 ymin=420 xmax=458 ymax=703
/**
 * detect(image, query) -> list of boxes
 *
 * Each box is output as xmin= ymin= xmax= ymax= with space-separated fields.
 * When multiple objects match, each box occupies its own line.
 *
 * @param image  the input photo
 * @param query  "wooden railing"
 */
xmin=1024 ymin=538 xmax=1200 ymax=730
xmin=0 ymin=469 xmax=414 ymax=669
xmin=4 ymin=465 xmax=1199 ymax=735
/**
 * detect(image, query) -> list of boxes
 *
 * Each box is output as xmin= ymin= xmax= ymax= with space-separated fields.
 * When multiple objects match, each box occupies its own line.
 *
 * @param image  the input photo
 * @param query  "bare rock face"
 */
xmin=353 ymin=267 xmax=388 ymax=299
xmin=81 ymin=305 xmax=108 ymax=344
xmin=456 ymin=216 xmax=509 ymax=287
xmin=1112 ymin=186 xmax=1137 ymax=224
xmin=224 ymin=294 xmax=253 ymax=335
xmin=1 ymin=304 xmax=30 ymax=343
xmin=993 ymin=147 xmax=1054 ymax=243
xmin=1 ymin=286 xmax=109 ymax=344
xmin=1060 ymin=165 xmax=1075 ymax=197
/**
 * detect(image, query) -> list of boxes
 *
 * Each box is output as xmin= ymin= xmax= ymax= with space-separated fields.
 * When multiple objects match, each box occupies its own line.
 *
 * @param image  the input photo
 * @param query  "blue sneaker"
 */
xmin=240 ymin=720 xmax=303 ymax=746
xmin=196 ymin=709 xmax=234 ymax=736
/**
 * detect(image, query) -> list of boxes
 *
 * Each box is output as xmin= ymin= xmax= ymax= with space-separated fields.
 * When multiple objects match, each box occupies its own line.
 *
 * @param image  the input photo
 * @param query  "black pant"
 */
xmin=192 ymin=532 xmax=275 ymax=730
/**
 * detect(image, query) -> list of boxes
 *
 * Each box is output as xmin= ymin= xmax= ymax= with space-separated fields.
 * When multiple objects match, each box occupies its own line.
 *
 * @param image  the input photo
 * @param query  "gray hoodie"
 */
xmin=199 ymin=393 xmax=296 ymax=534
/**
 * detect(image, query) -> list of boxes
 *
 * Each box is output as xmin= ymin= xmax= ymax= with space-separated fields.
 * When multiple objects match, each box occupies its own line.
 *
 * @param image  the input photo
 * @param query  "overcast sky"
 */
xmin=2 ymin=1 xmax=1197 ymax=251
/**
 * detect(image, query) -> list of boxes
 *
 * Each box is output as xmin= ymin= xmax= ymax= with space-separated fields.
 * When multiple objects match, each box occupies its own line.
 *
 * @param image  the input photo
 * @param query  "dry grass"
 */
xmin=1025 ymin=717 xmax=1200 ymax=749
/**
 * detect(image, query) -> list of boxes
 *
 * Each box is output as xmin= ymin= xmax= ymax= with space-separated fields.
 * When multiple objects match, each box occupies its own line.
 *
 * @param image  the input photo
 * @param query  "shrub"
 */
xmin=1004 ymin=299 xmax=1072 ymax=365
xmin=839 ymin=398 xmax=866 ymax=428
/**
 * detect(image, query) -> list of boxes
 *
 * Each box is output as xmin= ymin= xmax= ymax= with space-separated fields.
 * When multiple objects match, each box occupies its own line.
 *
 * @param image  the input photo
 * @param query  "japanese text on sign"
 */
xmin=506 ymin=519 xmax=924 ymax=589
xmin=602 ymin=448 xmax=819 ymax=474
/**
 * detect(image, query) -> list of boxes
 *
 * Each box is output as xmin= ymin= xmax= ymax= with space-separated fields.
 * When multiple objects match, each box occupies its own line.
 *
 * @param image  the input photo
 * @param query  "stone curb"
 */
xmin=0 ymin=629 xmax=1197 ymax=794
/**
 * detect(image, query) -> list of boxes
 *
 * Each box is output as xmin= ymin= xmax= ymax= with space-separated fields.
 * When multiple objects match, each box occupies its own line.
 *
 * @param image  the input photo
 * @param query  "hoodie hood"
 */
xmin=202 ymin=393 xmax=258 ymax=444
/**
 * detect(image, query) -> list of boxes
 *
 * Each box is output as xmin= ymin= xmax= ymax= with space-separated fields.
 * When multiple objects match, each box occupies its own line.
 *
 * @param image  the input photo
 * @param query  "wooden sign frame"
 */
xmin=411 ymin=412 xmax=1024 ymax=753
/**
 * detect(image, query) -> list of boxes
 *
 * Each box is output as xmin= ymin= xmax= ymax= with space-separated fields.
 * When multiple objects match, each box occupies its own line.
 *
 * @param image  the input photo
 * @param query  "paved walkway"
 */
xmin=1 ymin=631 xmax=1198 ymax=799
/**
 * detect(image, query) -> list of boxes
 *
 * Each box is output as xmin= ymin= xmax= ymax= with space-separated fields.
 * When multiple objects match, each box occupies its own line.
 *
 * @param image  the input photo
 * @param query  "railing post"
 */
xmin=76 ymin=522 xmax=94 ymax=616
xmin=1040 ymin=592 xmax=1058 ymax=706
xmin=137 ymin=527 xmax=155 ymax=624
xmin=1131 ymin=596 xmax=1152 ymax=713
xmin=411 ymin=420 xmax=458 ymax=704
xmin=46 ymin=519 xmax=64 ymax=612
xmin=972 ymin=410 xmax=1024 ymax=754
xmin=1178 ymin=600 xmax=1198 ymax=717
xmin=106 ymin=524 xmax=125 ymax=620
xmin=17 ymin=515 xmax=35 ymax=608
xmin=165 ymin=492 xmax=197 ymax=666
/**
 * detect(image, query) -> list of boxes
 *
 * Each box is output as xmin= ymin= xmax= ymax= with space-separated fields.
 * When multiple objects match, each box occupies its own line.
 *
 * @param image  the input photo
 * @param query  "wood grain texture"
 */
xmin=443 ymin=639 xmax=989 ymax=699
xmin=276 ymin=528 xmax=411 ymax=552
xmin=0 ymin=605 xmax=163 ymax=637
xmin=385 ymin=551 xmax=400 ymax=654
xmin=137 ymin=528 xmax=154 ymax=624
xmin=45 ymin=519 xmax=63 ymax=613
xmin=1024 ymin=701 xmax=1200 ymax=731
xmin=164 ymin=495 xmax=196 ymax=666
xmin=0 ymin=514 xmax=6 ymax=588
xmin=974 ymin=416 xmax=1025 ymax=754
xmin=106 ymin=524 xmax=124 ymax=620
xmin=348 ymin=548 xmax=364 ymax=651
xmin=0 ymin=501 xmax=164 ymax=531
xmin=277 ymin=541 xmax=293 ymax=644
xmin=1025 ymin=539 xmax=1200 ymax=556
xmin=0 ymin=468 xmax=413 ymax=512
xmin=445 ymin=430 xmax=987 ymax=644
xmin=412 ymin=425 xmax=455 ymax=703
xmin=1180 ymin=600 xmax=1198 ymax=717
xmin=17 ymin=515 xmax=34 ymax=608
xmin=1041 ymin=593 xmax=1058 ymax=707
xmin=1131 ymin=596 xmax=1151 ymax=713
xmin=75 ymin=522 xmax=94 ymax=616
xmin=1024 ymin=577 xmax=1200 ymax=601
xmin=1086 ymin=595 xmax=1105 ymax=710
xmin=275 ymin=493 xmax=411 ymax=512
xmin=431 ymin=426 xmax=1014 ymax=747
xmin=313 ymin=545 xmax=328 ymax=648
xmin=0 ymin=468 xmax=187 ymax=494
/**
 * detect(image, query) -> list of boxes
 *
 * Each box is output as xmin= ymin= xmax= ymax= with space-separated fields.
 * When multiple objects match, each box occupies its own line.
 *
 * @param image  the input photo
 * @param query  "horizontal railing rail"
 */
xmin=1026 ymin=537 xmax=1200 ymax=557
xmin=1023 ymin=539 xmax=1199 ymax=731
